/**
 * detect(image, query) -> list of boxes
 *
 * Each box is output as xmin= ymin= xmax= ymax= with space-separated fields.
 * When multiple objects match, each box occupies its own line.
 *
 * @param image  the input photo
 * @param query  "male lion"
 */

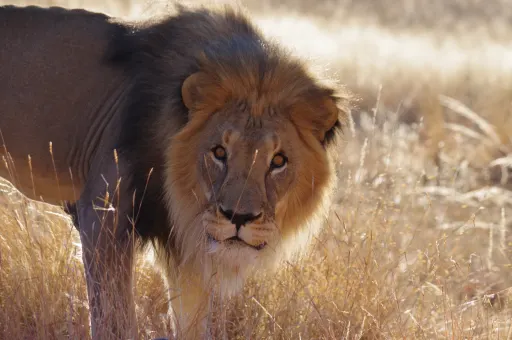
xmin=0 ymin=3 xmax=348 ymax=339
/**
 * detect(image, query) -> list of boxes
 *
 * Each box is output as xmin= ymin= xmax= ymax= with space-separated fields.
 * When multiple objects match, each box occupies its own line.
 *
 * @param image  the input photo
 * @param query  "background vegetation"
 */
xmin=2 ymin=0 xmax=512 ymax=338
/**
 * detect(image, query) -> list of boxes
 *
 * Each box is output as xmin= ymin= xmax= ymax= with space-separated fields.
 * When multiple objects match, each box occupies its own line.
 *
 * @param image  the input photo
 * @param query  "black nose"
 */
xmin=219 ymin=207 xmax=262 ymax=229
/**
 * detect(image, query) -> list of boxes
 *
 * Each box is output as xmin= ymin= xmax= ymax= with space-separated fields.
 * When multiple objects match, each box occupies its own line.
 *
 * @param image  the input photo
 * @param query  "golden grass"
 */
xmin=1 ymin=0 xmax=512 ymax=339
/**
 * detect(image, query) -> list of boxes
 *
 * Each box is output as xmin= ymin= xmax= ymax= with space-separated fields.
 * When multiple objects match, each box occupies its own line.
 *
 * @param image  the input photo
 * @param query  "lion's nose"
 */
xmin=218 ymin=206 xmax=262 ymax=229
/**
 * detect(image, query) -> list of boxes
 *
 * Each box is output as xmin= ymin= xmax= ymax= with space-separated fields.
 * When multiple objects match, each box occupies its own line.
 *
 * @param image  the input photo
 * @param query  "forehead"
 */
xmin=211 ymin=106 xmax=294 ymax=143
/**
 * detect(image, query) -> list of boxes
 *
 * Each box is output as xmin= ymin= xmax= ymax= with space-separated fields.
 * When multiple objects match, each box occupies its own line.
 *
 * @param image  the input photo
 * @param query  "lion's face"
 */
xmin=165 ymin=68 xmax=343 ymax=286
xmin=196 ymin=102 xmax=300 ymax=255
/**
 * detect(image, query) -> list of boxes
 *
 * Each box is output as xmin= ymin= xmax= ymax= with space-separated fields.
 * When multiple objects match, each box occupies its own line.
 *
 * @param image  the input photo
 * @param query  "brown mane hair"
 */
xmin=107 ymin=4 xmax=348 ymax=257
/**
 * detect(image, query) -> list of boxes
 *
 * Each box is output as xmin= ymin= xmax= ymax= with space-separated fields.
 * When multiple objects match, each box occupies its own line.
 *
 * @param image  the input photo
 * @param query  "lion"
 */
xmin=0 ymin=3 xmax=349 ymax=339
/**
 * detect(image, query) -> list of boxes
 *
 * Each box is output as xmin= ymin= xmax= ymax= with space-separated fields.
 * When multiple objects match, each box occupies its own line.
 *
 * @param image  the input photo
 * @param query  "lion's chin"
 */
xmin=205 ymin=237 xmax=261 ymax=277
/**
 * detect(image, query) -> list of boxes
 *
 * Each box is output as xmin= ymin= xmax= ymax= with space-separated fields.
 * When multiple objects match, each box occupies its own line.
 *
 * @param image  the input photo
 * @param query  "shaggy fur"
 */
xmin=107 ymin=6 xmax=349 ymax=337
xmin=1 ymin=3 xmax=349 ymax=339
xmin=110 ymin=4 xmax=346 ymax=253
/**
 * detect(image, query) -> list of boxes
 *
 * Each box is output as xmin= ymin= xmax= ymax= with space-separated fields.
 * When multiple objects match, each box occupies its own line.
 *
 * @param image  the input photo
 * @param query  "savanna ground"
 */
xmin=2 ymin=0 xmax=512 ymax=338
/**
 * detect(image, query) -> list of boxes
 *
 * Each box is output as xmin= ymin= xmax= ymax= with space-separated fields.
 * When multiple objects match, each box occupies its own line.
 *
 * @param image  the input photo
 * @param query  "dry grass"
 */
xmin=2 ymin=0 xmax=512 ymax=339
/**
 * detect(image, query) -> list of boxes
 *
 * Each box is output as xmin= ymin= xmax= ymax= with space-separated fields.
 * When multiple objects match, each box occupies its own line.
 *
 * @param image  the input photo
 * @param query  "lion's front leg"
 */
xmin=166 ymin=272 xmax=212 ymax=340
xmin=76 ymin=153 xmax=139 ymax=340
xmin=78 ymin=198 xmax=138 ymax=340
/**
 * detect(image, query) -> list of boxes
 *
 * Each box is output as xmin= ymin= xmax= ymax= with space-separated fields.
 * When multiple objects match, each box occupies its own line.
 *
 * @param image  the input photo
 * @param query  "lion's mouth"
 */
xmin=207 ymin=234 xmax=267 ymax=251
xmin=225 ymin=236 xmax=267 ymax=250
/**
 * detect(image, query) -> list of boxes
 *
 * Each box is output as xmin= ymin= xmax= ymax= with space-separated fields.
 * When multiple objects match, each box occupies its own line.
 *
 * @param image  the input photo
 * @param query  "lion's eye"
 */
xmin=212 ymin=145 xmax=227 ymax=161
xmin=270 ymin=153 xmax=287 ymax=169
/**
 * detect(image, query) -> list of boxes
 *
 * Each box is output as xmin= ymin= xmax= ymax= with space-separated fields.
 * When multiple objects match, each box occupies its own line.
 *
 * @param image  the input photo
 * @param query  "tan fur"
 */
xmin=154 ymin=6 xmax=350 ymax=338
xmin=0 ymin=4 xmax=350 ymax=339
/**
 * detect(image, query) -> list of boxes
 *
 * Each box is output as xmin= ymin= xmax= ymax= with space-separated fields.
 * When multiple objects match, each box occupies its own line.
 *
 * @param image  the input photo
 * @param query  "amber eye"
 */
xmin=270 ymin=153 xmax=287 ymax=169
xmin=212 ymin=145 xmax=227 ymax=161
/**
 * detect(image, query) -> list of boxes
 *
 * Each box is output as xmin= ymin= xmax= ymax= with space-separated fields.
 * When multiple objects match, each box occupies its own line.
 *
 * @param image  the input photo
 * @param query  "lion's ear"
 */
xmin=291 ymin=88 xmax=342 ymax=145
xmin=182 ymin=72 xmax=228 ymax=112
xmin=318 ymin=95 xmax=343 ymax=146
xmin=182 ymin=72 xmax=206 ymax=110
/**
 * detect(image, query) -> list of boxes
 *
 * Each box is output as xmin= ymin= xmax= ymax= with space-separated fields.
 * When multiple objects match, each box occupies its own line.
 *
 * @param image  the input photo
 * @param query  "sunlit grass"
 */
xmin=1 ymin=0 xmax=512 ymax=339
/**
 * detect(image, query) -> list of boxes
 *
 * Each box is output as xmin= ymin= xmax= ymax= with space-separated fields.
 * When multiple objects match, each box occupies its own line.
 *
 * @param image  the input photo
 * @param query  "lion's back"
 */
xmin=0 ymin=5 xmax=115 ymax=53
xmin=0 ymin=5 xmax=110 ymax=30
xmin=0 ymin=5 xmax=128 ymax=203
xmin=0 ymin=5 xmax=122 ymax=120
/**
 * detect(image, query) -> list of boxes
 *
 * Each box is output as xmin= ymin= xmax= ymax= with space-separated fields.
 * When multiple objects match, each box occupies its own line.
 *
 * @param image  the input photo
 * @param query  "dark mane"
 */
xmin=105 ymin=5 xmax=346 ymax=249
xmin=104 ymin=6 xmax=266 ymax=250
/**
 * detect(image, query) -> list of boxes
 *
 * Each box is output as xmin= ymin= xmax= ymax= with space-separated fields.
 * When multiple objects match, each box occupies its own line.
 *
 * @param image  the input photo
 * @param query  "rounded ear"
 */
xmin=290 ymin=88 xmax=343 ymax=145
xmin=181 ymin=72 xmax=229 ymax=112
xmin=320 ymin=96 xmax=344 ymax=146
xmin=181 ymin=72 xmax=207 ymax=110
